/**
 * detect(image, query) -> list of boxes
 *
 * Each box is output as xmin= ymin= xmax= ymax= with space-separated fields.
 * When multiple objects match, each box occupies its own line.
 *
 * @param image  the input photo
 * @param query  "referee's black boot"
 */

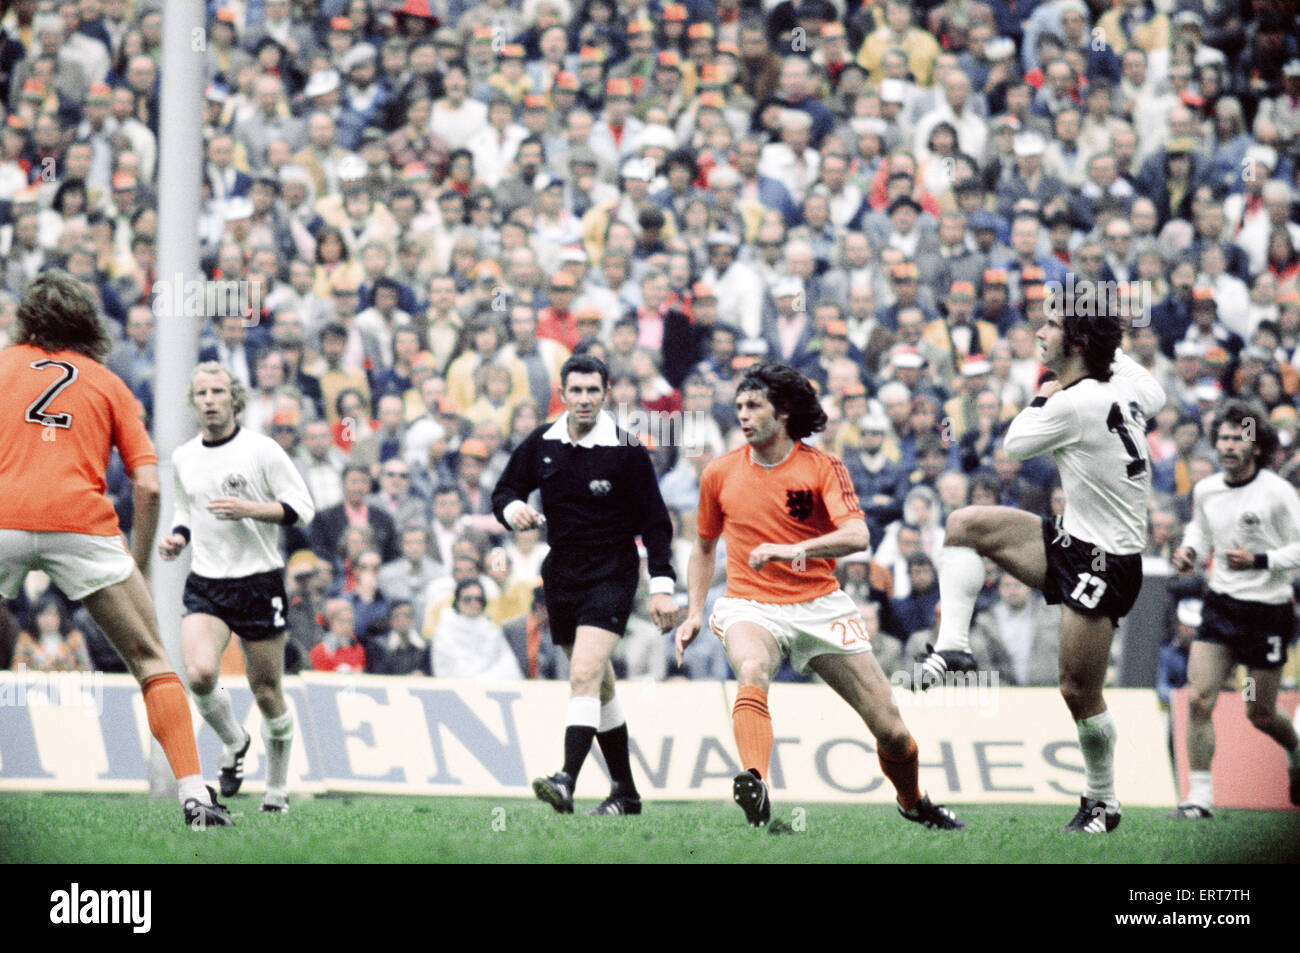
xmin=533 ymin=771 xmax=575 ymax=814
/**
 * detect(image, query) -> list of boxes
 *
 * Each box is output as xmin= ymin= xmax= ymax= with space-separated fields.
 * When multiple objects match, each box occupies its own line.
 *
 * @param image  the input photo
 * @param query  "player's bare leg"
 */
xmin=920 ymin=506 xmax=1047 ymax=689
xmin=812 ymin=650 xmax=964 ymax=829
xmin=181 ymin=614 xmax=250 ymax=798
xmin=1177 ymin=640 xmax=1235 ymax=817
xmin=1243 ymin=665 xmax=1300 ymax=807
xmin=1059 ymin=608 xmax=1122 ymax=832
xmin=81 ymin=570 xmax=173 ymax=681
xmin=80 ymin=573 xmax=232 ymax=826
xmin=243 ymin=634 xmax=294 ymax=813
xmin=533 ymin=626 xmax=622 ymax=813
xmin=722 ymin=622 xmax=783 ymax=827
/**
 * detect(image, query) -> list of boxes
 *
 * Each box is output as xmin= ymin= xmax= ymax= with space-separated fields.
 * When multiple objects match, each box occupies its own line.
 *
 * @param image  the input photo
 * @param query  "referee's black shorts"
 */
xmin=541 ymin=546 xmax=640 ymax=646
xmin=183 ymin=568 xmax=288 ymax=642
xmin=1040 ymin=517 xmax=1142 ymax=625
xmin=1196 ymin=590 xmax=1296 ymax=669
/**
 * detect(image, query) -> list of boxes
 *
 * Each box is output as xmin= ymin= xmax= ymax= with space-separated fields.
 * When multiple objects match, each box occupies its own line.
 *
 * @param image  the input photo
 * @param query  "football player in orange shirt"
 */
xmin=675 ymin=362 xmax=963 ymax=830
xmin=0 ymin=270 xmax=231 ymax=827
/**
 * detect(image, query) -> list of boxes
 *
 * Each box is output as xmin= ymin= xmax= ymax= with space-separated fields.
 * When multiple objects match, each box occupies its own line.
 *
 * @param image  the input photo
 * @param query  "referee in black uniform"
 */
xmin=493 ymin=354 xmax=678 ymax=815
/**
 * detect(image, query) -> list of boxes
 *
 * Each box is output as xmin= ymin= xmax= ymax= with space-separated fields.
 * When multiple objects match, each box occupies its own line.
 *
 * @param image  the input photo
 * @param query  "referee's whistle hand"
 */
xmin=510 ymin=505 xmax=545 ymax=530
xmin=650 ymin=593 xmax=679 ymax=631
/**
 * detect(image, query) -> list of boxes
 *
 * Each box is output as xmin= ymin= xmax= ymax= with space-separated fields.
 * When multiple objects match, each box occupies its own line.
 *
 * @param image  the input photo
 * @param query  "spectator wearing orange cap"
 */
xmin=634 ymin=50 xmax=690 ymax=123
xmin=456 ymin=0 xmax=524 ymax=57
xmin=588 ymin=76 xmax=646 ymax=172
xmin=607 ymin=16 xmax=657 ymax=96
xmin=919 ymin=280 xmax=998 ymax=387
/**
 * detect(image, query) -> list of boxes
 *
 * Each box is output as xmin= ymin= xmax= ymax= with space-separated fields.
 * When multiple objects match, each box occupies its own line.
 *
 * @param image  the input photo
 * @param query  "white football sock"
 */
xmin=598 ymin=698 xmax=626 ymax=732
xmin=177 ymin=776 xmax=208 ymax=805
xmin=934 ymin=546 xmax=984 ymax=654
xmin=192 ymin=685 xmax=244 ymax=751
xmin=262 ymin=711 xmax=294 ymax=794
xmin=1077 ymin=709 xmax=1118 ymax=808
xmin=1186 ymin=769 xmax=1214 ymax=809
xmin=565 ymin=695 xmax=601 ymax=729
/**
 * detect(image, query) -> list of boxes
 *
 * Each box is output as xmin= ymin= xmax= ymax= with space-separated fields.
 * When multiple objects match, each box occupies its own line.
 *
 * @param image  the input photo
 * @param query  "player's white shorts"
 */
xmin=0 ymin=530 xmax=136 ymax=601
xmin=709 ymin=588 xmax=873 ymax=674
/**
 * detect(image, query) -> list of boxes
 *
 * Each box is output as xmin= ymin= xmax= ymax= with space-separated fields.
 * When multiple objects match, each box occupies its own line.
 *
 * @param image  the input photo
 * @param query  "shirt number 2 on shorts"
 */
xmin=1070 ymin=572 xmax=1107 ymax=609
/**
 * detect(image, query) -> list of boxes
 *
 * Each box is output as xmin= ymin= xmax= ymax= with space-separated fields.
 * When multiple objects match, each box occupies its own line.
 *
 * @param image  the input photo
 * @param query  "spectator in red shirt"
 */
xmin=310 ymin=599 xmax=367 ymax=673
xmin=536 ymin=270 xmax=580 ymax=350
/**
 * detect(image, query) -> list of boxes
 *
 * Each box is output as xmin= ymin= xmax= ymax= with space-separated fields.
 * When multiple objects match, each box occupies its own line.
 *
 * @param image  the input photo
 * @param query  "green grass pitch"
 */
xmin=2 ymin=793 xmax=1297 ymax=864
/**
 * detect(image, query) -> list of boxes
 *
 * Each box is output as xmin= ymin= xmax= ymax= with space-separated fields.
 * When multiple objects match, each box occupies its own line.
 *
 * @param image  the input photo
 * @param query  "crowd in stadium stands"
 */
xmin=1 ymin=0 xmax=1299 ymax=690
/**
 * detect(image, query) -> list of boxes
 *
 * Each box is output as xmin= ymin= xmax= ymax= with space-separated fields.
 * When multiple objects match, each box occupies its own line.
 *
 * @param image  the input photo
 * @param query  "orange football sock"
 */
xmin=732 ymin=685 xmax=773 ymax=780
xmin=879 ymin=735 xmax=921 ymax=811
xmin=141 ymin=672 xmax=201 ymax=780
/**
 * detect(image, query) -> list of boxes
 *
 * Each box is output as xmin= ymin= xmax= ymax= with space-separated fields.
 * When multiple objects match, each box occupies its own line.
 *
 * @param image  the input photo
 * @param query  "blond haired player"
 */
xmin=158 ymin=362 xmax=315 ymax=814
xmin=0 ymin=270 xmax=230 ymax=828
xmin=675 ymin=362 xmax=963 ymax=830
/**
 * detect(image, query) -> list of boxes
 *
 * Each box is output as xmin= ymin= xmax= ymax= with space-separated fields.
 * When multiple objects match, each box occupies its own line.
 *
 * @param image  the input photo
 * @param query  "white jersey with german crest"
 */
xmin=1004 ymin=351 xmax=1164 ymax=555
xmin=1181 ymin=469 xmax=1300 ymax=605
xmin=171 ymin=426 xmax=316 ymax=578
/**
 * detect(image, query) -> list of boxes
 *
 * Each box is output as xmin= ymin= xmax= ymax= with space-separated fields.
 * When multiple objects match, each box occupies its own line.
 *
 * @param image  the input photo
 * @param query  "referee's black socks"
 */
xmin=597 ymin=723 xmax=638 ymax=797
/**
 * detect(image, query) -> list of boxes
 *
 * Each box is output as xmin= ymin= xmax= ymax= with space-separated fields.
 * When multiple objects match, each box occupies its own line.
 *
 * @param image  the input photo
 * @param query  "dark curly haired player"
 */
xmin=675 ymin=362 xmax=964 ymax=831
xmin=922 ymin=304 xmax=1165 ymax=833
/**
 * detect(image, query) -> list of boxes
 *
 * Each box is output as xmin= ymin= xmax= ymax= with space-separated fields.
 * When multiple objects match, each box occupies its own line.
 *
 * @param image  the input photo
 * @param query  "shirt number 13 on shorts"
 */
xmin=1070 ymin=572 xmax=1107 ymax=609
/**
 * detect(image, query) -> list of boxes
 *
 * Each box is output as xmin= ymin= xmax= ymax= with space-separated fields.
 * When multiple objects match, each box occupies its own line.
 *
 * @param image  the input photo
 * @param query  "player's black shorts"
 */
xmin=183 ymin=569 xmax=289 ymax=641
xmin=541 ymin=545 xmax=640 ymax=647
xmin=1040 ymin=516 xmax=1142 ymax=624
xmin=1196 ymin=590 xmax=1296 ymax=669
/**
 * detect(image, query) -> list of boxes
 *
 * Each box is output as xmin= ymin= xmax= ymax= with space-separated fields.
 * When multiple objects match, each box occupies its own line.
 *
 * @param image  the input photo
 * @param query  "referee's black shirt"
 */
xmin=491 ymin=412 xmax=676 ymax=588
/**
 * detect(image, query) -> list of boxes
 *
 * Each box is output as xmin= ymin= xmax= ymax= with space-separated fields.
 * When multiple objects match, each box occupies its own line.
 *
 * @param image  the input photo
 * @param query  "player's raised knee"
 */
xmin=943 ymin=507 xmax=985 ymax=549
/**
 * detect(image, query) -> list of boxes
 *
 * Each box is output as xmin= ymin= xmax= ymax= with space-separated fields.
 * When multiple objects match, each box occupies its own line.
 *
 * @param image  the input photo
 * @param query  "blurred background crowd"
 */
xmin=0 ymin=0 xmax=1297 ymax=697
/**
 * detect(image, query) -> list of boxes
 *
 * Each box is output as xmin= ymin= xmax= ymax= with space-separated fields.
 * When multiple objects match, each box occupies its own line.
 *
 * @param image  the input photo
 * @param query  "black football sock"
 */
xmin=597 ymin=723 xmax=638 ymax=797
xmin=563 ymin=724 xmax=598 ymax=780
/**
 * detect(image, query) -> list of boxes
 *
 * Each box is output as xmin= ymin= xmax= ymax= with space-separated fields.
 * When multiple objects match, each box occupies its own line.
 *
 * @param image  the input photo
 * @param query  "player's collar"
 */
xmin=201 ymin=424 xmax=241 ymax=448
xmin=544 ymin=411 xmax=620 ymax=447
